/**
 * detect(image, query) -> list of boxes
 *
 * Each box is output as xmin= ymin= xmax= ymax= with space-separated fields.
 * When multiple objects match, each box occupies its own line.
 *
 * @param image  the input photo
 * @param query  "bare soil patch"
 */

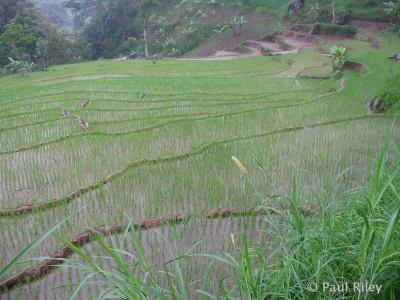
xmin=183 ymin=28 xmax=329 ymax=61
xmin=344 ymin=61 xmax=363 ymax=72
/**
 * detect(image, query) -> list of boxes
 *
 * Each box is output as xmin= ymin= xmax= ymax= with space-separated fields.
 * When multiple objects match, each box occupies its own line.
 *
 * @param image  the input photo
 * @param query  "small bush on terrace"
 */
xmin=381 ymin=73 xmax=400 ymax=109
xmin=311 ymin=23 xmax=357 ymax=37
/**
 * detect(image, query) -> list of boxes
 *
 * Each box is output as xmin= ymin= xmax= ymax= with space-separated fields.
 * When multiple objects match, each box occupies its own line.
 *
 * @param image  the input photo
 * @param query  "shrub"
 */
xmin=230 ymin=45 xmax=251 ymax=53
xmin=368 ymin=73 xmax=400 ymax=114
xmin=261 ymin=47 xmax=273 ymax=56
xmin=311 ymin=22 xmax=357 ymax=37
xmin=4 ymin=57 xmax=36 ymax=75
xmin=276 ymin=36 xmax=293 ymax=50
xmin=394 ymin=24 xmax=400 ymax=36
xmin=381 ymin=73 xmax=400 ymax=109
xmin=291 ymin=24 xmax=313 ymax=32
xmin=260 ymin=32 xmax=278 ymax=42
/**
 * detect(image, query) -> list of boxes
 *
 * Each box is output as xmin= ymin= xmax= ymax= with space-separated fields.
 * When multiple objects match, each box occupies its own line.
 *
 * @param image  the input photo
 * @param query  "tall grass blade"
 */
xmin=0 ymin=207 xmax=83 ymax=280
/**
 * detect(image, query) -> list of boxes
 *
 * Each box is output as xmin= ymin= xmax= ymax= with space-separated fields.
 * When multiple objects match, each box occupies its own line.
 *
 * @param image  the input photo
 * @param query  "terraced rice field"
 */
xmin=0 ymin=35 xmax=399 ymax=299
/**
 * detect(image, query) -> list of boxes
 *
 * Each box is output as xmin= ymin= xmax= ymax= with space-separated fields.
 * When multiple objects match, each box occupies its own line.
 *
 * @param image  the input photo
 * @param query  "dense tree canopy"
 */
xmin=0 ymin=0 xmax=29 ymax=34
xmin=0 ymin=0 xmax=75 ymax=68
xmin=0 ymin=23 xmax=37 ymax=60
xmin=83 ymin=0 xmax=142 ymax=59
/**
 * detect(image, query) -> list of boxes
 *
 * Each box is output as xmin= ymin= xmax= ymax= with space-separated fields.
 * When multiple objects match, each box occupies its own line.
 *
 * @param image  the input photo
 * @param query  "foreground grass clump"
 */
xmin=381 ymin=73 xmax=400 ymax=109
xmin=18 ymin=141 xmax=395 ymax=299
xmin=257 ymin=141 xmax=400 ymax=299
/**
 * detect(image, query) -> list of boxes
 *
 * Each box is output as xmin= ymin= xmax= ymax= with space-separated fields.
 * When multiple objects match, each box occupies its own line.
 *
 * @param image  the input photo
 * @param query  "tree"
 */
xmin=233 ymin=16 xmax=247 ymax=36
xmin=63 ymin=0 xmax=110 ymax=32
xmin=331 ymin=0 xmax=336 ymax=23
xmin=138 ymin=0 xmax=162 ymax=58
xmin=83 ymin=0 xmax=141 ymax=59
xmin=43 ymin=27 xmax=74 ymax=65
xmin=0 ymin=0 xmax=29 ymax=34
xmin=0 ymin=23 xmax=37 ymax=61
xmin=36 ymin=38 xmax=48 ymax=70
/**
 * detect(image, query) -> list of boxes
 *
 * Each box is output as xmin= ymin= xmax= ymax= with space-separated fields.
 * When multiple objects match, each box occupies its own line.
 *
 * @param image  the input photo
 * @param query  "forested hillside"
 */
xmin=31 ymin=0 xmax=73 ymax=30
xmin=1 ymin=0 xmax=398 ymax=70
xmin=0 ymin=0 xmax=77 ymax=69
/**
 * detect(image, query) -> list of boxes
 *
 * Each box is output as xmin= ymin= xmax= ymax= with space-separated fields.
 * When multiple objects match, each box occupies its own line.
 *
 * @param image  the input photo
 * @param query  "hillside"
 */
xmin=1 ymin=0 xmax=393 ymax=65
xmin=31 ymin=0 xmax=390 ymax=59
xmin=148 ymin=0 xmax=391 ymax=58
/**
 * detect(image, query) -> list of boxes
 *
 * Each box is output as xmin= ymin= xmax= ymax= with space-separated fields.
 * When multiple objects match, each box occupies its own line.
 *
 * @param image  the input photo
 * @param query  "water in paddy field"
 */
xmin=3 ymin=216 xmax=273 ymax=300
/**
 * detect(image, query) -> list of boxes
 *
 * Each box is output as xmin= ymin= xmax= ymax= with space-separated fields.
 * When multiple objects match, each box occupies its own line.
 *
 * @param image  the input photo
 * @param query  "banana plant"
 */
xmin=384 ymin=1 xmax=400 ymax=24
xmin=330 ymin=46 xmax=348 ymax=73
xmin=5 ymin=57 xmax=36 ymax=75
xmin=5 ymin=57 xmax=22 ymax=73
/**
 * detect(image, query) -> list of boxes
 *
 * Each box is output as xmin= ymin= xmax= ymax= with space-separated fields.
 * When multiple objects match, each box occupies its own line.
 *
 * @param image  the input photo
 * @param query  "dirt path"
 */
xmin=182 ymin=20 xmax=392 ymax=61
xmin=180 ymin=28 xmax=324 ymax=61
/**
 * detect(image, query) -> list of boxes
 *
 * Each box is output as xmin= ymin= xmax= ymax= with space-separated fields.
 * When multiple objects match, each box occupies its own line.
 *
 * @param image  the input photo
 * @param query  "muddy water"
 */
xmin=2 ymin=215 xmax=276 ymax=300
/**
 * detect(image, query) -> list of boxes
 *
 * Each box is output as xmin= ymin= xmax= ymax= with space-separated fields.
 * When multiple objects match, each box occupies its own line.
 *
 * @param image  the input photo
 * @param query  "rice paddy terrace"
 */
xmin=0 ymin=34 xmax=399 ymax=299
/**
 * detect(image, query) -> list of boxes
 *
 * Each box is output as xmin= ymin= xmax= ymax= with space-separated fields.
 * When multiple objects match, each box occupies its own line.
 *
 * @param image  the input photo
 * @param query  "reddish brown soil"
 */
xmin=187 ymin=20 xmax=393 ymax=61
xmin=350 ymin=20 xmax=392 ymax=44
xmin=344 ymin=61 xmax=363 ymax=72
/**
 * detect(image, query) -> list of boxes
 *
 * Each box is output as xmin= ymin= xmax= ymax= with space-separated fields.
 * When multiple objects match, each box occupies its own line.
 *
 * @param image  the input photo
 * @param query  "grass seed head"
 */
xmin=232 ymin=156 xmax=248 ymax=174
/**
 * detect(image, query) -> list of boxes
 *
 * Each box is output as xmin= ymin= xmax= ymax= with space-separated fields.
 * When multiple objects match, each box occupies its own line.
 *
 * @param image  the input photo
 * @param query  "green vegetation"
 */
xmin=385 ymin=0 xmax=400 ymax=34
xmin=0 ymin=0 xmax=76 ymax=71
xmin=381 ymin=73 xmax=400 ymax=109
xmin=0 ymin=0 xmax=399 ymax=298
xmin=330 ymin=45 xmax=348 ymax=73
xmin=302 ymin=0 xmax=390 ymax=22
xmin=261 ymin=47 xmax=274 ymax=56
xmin=0 ymin=30 xmax=399 ymax=298
xmin=0 ymin=23 xmax=37 ymax=61
xmin=31 ymin=0 xmax=73 ymax=30
xmin=276 ymin=36 xmax=293 ymax=50
xmin=384 ymin=0 xmax=400 ymax=24
xmin=311 ymin=23 xmax=357 ymax=37
xmin=59 ymin=145 xmax=400 ymax=299
xmin=230 ymin=45 xmax=251 ymax=54
xmin=0 ymin=0 xmax=394 ymax=66
xmin=1 ymin=138 xmax=400 ymax=299
xmin=3 ymin=57 xmax=36 ymax=75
